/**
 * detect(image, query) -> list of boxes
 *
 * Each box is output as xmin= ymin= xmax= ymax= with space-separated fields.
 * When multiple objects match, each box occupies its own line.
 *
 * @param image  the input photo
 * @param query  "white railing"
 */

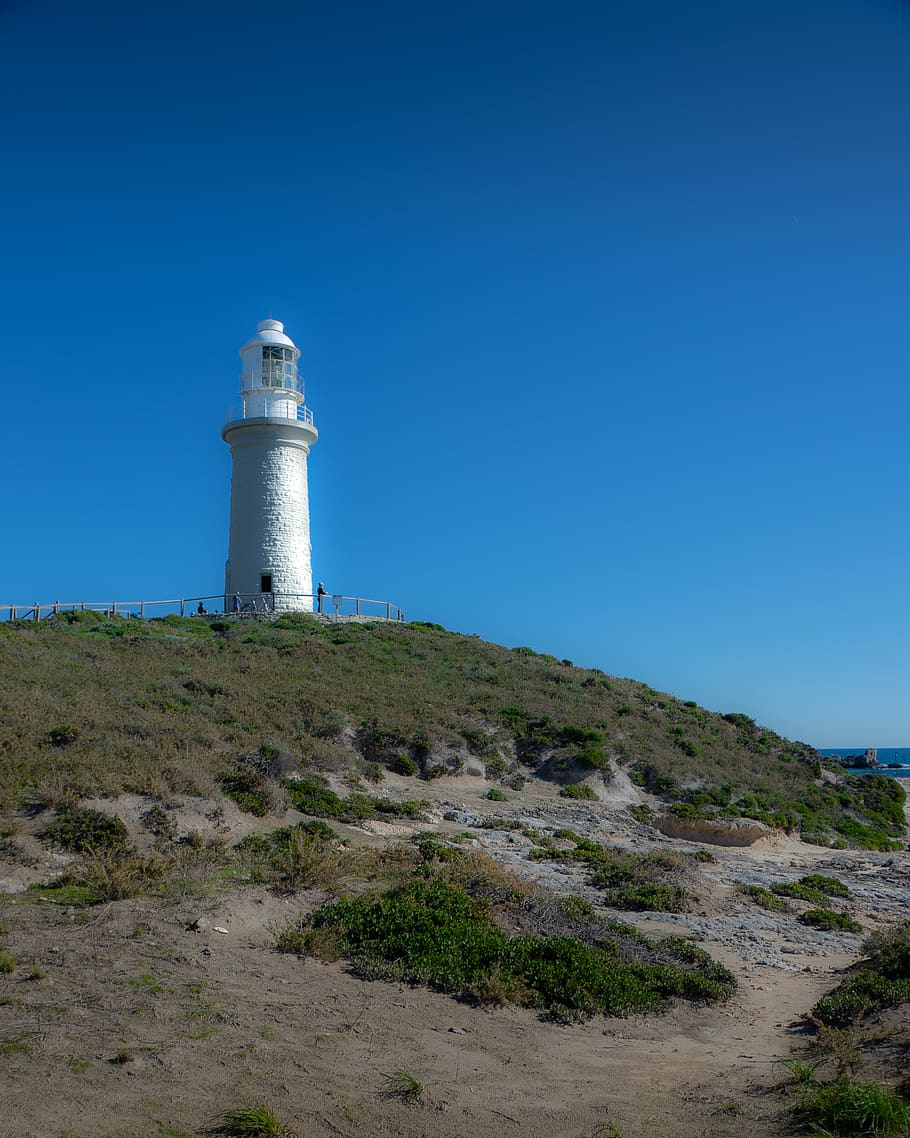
xmin=225 ymin=402 xmax=315 ymax=425
xmin=2 ymin=593 xmax=405 ymax=623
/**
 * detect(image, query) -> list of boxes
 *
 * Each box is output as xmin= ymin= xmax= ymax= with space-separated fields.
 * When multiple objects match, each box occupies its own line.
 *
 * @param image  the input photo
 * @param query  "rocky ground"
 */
xmin=1 ymin=772 xmax=907 ymax=1138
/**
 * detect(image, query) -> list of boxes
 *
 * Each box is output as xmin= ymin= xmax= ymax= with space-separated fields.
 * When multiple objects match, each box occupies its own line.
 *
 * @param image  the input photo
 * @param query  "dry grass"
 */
xmin=0 ymin=616 xmax=901 ymax=849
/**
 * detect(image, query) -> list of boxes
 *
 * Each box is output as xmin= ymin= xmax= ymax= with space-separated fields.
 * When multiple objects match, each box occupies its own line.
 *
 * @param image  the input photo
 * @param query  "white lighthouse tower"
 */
xmin=222 ymin=319 xmax=318 ymax=611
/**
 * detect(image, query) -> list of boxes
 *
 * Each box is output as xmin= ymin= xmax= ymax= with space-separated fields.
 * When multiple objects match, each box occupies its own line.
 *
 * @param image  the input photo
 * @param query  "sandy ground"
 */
xmin=0 ymin=776 xmax=906 ymax=1138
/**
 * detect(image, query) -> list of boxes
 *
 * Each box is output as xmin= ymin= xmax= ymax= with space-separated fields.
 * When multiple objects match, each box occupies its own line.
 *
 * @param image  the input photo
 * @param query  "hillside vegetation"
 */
xmin=0 ymin=612 xmax=904 ymax=850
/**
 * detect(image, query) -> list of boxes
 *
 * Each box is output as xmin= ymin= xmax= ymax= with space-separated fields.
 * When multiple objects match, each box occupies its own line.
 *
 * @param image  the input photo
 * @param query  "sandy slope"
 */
xmin=0 ymin=776 xmax=906 ymax=1138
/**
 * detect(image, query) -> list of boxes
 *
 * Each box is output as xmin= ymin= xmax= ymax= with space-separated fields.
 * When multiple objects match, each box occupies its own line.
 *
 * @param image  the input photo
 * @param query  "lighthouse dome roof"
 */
xmin=240 ymin=318 xmax=298 ymax=355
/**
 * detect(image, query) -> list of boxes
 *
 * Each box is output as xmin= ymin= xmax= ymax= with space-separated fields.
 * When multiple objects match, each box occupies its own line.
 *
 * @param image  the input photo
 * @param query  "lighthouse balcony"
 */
xmin=226 ymin=402 xmax=315 ymax=427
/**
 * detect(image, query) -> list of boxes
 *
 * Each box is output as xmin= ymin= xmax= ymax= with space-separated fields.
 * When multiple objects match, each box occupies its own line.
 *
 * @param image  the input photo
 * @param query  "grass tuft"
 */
xmin=201 ymin=1105 xmax=297 ymax=1137
xmin=381 ymin=1071 xmax=424 ymax=1103
xmin=796 ymin=1078 xmax=910 ymax=1137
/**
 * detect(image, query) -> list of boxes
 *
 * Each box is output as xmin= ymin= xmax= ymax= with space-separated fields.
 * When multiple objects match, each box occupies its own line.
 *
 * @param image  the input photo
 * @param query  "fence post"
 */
xmin=112 ymin=602 xmax=117 ymax=616
xmin=180 ymin=599 xmax=185 ymax=617
xmin=34 ymin=602 xmax=39 ymax=621
xmin=140 ymin=602 xmax=145 ymax=619
xmin=356 ymin=597 xmax=361 ymax=616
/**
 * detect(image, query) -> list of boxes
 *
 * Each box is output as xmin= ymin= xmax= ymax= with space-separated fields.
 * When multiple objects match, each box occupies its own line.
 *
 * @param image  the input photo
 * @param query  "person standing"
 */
xmin=317 ymin=582 xmax=326 ymax=613
xmin=232 ymin=593 xmax=241 ymax=613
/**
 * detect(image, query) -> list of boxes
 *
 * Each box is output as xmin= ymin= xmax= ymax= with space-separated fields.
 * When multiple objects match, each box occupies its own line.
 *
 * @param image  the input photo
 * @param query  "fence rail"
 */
xmin=2 ymin=593 xmax=405 ymax=623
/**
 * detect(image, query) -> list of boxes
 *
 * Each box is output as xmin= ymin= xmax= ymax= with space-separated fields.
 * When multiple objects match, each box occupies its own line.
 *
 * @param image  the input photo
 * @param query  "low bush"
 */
xmin=772 ymin=881 xmax=830 ymax=905
xmin=218 ymin=766 xmax=272 ymax=817
xmin=559 ymin=783 xmax=597 ymax=800
xmin=391 ymin=754 xmax=418 ymax=776
xmin=800 ymin=874 xmax=851 ymax=898
xmin=276 ymin=877 xmax=733 ymax=1020
xmin=799 ymin=909 xmax=862 ymax=933
xmin=812 ymin=923 xmax=910 ymax=1026
xmin=283 ymin=777 xmax=425 ymax=824
xmin=41 ymin=806 xmax=129 ymax=853
xmin=739 ymin=884 xmax=790 ymax=912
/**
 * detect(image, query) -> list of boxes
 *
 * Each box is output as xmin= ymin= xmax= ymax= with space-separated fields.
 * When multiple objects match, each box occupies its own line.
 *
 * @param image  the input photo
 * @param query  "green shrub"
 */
xmin=739 ymin=884 xmax=790 ymax=912
xmin=561 ymin=725 xmax=605 ymax=746
xmin=218 ymin=767 xmax=272 ymax=817
xmin=799 ymin=909 xmax=862 ymax=933
xmin=485 ymin=788 xmax=507 ymax=801
xmin=41 ymin=806 xmax=129 ymax=853
xmin=283 ymin=778 xmax=425 ymax=824
xmin=577 ymin=745 xmax=611 ymax=772
xmin=772 ymin=881 xmax=829 ymax=905
xmin=800 ymin=874 xmax=851 ymax=898
xmin=560 ymin=783 xmax=597 ymax=800
xmin=812 ymin=924 xmax=910 ymax=1026
xmin=277 ymin=879 xmax=732 ymax=1020
xmin=609 ymin=883 xmax=686 ymax=913
xmin=556 ymin=895 xmax=597 ymax=923
xmin=391 ymin=754 xmax=418 ymax=776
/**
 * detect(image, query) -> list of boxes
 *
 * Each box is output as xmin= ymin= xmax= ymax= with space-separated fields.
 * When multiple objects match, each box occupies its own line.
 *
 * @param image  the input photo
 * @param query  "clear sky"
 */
xmin=2 ymin=0 xmax=910 ymax=746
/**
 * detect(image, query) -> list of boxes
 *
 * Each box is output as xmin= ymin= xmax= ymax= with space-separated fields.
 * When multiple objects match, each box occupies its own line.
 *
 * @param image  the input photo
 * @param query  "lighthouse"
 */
xmin=222 ymin=319 xmax=318 ymax=611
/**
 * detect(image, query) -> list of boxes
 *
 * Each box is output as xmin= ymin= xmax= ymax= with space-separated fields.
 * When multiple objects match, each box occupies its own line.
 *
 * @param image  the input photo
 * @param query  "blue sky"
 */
xmin=2 ymin=0 xmax=910 ymax=745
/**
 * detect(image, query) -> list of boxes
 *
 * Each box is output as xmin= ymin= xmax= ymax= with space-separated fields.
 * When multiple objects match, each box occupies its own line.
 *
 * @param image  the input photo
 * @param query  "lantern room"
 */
xmin=236 ymin=318 xmax=306 ymax=420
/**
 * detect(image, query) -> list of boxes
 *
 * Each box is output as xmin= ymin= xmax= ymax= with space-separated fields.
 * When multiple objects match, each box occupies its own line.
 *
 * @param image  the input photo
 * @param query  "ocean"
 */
xmin=819 ymin=747 xmax=910 ymax=779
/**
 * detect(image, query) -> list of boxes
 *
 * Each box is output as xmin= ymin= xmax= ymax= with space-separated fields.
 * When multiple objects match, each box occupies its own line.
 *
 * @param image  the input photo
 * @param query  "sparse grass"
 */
xmin=779 ymin=1056 xmax=828 ymax=1086
xmin=530 ymin=838 xmax=690 ymax=913
xmin=0 ymin=617 xmax=902 ymax=849
xmin=126 ymin=972 xmax=165 ymax=995
xmin=0 ymin=953 xmax=17 ymax=973
xmin=201 ymin=1105 xmax=297 ymax=1137
xmin=234 ymin=819 xmax=343 ymax=891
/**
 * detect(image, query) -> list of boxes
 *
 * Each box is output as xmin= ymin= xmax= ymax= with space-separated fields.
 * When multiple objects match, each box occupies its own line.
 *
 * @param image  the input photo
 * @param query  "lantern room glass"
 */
xmin=262 ymin=345 xmax=296 ymax=389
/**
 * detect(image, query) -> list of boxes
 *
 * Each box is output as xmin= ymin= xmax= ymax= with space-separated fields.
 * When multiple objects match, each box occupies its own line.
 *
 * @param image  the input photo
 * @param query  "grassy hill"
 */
xmin=0 ymin=611 xmax=904 ymax=850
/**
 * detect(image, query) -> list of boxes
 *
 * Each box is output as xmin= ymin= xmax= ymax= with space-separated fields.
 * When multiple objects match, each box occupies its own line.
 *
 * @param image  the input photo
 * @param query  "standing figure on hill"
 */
xmin=317 ymin=582 xmax=326 ymax=614
xmin=232 ymin=593 xmax=241 ymax=613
